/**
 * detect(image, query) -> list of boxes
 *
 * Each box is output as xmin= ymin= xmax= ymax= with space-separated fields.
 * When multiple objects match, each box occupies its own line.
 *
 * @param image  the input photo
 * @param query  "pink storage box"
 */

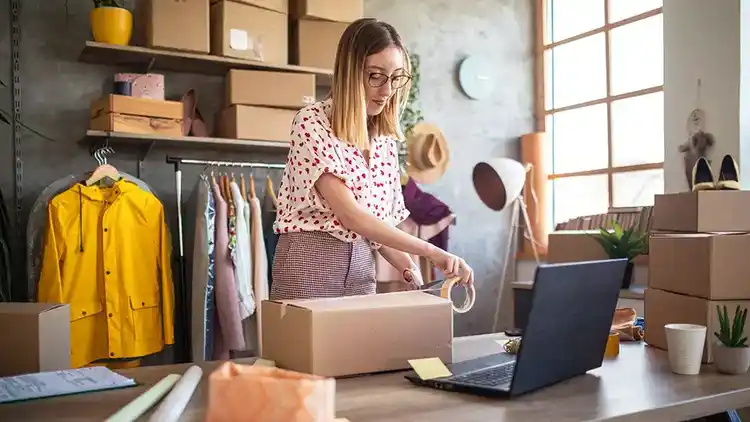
xmin=113 ymin=73 xmax=165 ymax=100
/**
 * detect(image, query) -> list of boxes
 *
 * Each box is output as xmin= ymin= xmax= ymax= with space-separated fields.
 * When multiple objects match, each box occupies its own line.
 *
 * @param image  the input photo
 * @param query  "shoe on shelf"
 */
xmin=692 ymin=156 xmax=716 ymax=191
xmin=716 ymin=154 xmax=741 ymax=190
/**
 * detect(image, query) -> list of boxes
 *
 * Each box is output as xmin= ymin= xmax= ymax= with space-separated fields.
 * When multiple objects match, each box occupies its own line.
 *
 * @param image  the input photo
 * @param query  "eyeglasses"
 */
xmin=367 ymin=72 xmax=412 ymax=89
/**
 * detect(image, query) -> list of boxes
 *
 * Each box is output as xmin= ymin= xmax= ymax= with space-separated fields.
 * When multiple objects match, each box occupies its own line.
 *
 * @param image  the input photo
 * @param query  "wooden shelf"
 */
xmin=79 ymin=41 xmax=333 ymax=86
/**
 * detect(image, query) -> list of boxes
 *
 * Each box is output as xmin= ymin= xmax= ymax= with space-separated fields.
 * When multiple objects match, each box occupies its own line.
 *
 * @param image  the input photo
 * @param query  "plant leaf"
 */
xmin=612 ymin=221 xmax=624 ymax=238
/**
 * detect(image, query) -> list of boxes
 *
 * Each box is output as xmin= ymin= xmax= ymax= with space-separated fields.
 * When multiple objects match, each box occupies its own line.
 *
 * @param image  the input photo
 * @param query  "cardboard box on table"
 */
xmin=0 ymin=303 xmax=71 ymax=376
xmin=261 ymin=291 xmax=453 ymax=377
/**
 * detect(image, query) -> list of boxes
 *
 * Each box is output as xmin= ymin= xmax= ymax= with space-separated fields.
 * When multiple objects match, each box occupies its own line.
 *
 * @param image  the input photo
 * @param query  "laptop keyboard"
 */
xmin=452 ymin=362 xmax=515 ymax=387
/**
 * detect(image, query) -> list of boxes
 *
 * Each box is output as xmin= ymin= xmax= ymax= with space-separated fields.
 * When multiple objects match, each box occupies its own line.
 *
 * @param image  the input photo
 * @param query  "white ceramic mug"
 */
xmin=664 ymin=323 xmax=707 ymax=375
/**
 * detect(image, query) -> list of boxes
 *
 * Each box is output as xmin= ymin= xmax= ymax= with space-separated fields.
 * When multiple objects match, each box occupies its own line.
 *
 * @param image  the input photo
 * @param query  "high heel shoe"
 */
xmin=716 ymin=154 xmax=741 ymax=190
xmin=691 ymin=156 xmax=715 ymax=191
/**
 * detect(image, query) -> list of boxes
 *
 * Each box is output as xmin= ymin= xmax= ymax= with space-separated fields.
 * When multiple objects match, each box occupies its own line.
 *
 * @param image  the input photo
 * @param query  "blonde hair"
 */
xmin=328 ymin=18 xmax=412 ymax=151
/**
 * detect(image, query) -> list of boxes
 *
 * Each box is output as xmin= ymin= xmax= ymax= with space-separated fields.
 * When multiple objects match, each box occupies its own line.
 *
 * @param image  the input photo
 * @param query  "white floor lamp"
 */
xmin=472 ymin=158 xmax=540 ymax=333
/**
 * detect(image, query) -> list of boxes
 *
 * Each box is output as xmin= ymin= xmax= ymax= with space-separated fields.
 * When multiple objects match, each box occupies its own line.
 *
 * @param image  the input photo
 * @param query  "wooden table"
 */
xmin=2 ymin=333 xmax=750 ymax=421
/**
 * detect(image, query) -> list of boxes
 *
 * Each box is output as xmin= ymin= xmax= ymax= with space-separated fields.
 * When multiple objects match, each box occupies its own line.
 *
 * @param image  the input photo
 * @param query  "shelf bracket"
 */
xmin=137 ymin=141 xmax=156 ymax=178
xmin=144 ymin=57 xmax=156 ymax=74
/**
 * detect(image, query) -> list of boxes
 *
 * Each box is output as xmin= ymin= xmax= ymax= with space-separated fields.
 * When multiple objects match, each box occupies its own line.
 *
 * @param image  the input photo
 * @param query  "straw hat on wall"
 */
xmin=406 ymin=123 xmax=450 ymax=185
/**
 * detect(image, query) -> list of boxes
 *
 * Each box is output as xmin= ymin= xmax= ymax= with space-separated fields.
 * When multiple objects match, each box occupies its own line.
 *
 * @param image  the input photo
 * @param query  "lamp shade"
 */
xmin=472 ymin=158 xmax=527 ymax=211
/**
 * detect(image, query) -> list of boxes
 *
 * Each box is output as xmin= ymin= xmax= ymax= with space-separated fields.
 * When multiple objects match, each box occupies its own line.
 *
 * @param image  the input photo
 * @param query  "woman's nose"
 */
xmin=379 ymin=83 xmax=393 ymax=96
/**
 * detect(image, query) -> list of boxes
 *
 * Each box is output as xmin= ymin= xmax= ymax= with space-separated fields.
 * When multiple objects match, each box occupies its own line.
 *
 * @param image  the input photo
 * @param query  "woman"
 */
xmin=271 ymin=18 xmax=473 ymax=300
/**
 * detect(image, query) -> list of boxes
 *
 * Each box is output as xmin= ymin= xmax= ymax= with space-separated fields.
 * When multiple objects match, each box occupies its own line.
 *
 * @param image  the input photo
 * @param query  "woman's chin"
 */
xmin=366 ymin=104 xmax=386 ymax=116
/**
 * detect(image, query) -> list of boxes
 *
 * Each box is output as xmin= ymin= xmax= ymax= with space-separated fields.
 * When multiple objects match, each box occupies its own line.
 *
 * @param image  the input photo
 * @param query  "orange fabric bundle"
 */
xmin=611 ymin=308 xmax=644 ymax=341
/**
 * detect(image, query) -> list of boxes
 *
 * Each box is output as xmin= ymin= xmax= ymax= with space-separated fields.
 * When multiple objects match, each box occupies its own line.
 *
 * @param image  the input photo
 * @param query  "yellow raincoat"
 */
xmin=38 ymin=180 xmax=175 ymax=368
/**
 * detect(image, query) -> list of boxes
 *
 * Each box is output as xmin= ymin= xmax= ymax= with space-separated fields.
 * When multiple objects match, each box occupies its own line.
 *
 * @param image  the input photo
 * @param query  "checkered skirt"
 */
xmin=270 ymin=231 xmax=376 ymax=300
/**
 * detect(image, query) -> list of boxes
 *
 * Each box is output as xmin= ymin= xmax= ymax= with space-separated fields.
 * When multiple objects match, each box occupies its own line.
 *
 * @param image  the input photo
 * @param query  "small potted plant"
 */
xmin=714 ymin=305 xmax=750 ymax=374
xmin=590 ymin=221 xmax=647 ymax=289
xmin=90 ymin=0 xmax=133 ymax=46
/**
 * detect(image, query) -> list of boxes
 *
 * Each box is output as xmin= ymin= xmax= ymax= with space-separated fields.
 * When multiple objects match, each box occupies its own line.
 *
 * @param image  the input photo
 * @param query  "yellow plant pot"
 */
xmin=90 ymin=7 xmax=133 ymax=46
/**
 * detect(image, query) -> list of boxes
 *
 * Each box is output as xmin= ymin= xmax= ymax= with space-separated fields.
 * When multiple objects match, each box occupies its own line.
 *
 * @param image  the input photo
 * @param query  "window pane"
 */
xmin=544 ymin=49 xmax=553 ymax=111
xmin=608 ymin=0 xmax=661 ymax=23
xmin=612 ymin=169 xmax=664 ymax=207
xmin=550 ymin=34 xmax=607 ymax=108
xmin=610 ymin=14 xmax=663 ymax=95
xmin=550 ymin=104 xmax=609 ymax=173
xmin=553 ymin=175 xmax=609 ymax=224
xmin=611 ymin=91 xmax=664 ymax=166
xmin=549 ymin=0 xmax=605 ymax=42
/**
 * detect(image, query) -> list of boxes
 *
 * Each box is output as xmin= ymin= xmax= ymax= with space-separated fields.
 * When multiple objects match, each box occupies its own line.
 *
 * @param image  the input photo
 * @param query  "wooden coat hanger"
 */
xmin=249 ymin=174 xmax=257 ymax=200
xmin=240 ymin=174 xmax=247 ymax=201
xmin=266 ymin=175 xmax=278 ymax=208
xmin=86 ymin=146 xmax=120 ymax=186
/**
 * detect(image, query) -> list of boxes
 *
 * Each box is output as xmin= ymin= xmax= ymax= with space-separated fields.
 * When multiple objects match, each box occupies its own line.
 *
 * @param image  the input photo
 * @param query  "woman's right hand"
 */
xmin=427 ymin=246 xmax=474 ymax=285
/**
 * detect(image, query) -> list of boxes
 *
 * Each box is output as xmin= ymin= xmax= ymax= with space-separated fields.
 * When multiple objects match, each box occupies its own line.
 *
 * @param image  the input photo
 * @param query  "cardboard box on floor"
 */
xmin=649 ymin=233 xmax=750 ymax=300
xmin=291 ymin=19 xmax=348 ymax=69
xmin=216 ymin=105 xmax=297 ymax=141
xmin=261 ymin=292 xmax=453 ymax=377
xmin=134 ymin=0 xmax=210 ymax=53
xmin=211 ymin=1 xmax=288 ymax=64
xmin=652 ymin=191 xmax=750 ymax=232
xmin=0 ymin=303 xmax=71 ymax=376
xmin=226 ymin=69 xmax=316 ymax=109
xmin=291 ymin=0 xmax=362 ymax=22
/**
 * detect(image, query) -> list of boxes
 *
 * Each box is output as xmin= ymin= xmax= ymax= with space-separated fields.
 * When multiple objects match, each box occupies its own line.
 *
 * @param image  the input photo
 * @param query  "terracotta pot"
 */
xmin=90 ymin=7 xmax=133 ymax=46
xmin=713 ymin=343 xmax=750 ymax=374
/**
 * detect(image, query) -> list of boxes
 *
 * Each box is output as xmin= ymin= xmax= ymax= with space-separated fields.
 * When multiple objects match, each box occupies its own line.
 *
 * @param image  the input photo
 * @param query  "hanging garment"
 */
xmin=188 ymin=176 xmax=216 ymax=362
xmin=245 ymin=196 xmax=269 ymax=356
xmin=26 ymin=172 xmax=154 ymax=301
xmin=0 ymin=187 xmax=11 ymax=302
xmin=37 ymin=180 xmax=174 ymax=368
xmin=261 ymin=188 xmax=278 ymax=290
xmin=211 ymin=182 xmax=245 ymax=359
xmin=230 ymin=181 xmax=255 ymax=319
xmin=401 ymin=178 xmax=454 ymax=251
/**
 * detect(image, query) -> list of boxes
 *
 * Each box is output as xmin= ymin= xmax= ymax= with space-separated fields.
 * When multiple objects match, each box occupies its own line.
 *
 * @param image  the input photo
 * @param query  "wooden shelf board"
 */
xmin=79 ymin=41 xmax=333 ymax=86
xmin=85 ymin=130 xmax=290 ymax=151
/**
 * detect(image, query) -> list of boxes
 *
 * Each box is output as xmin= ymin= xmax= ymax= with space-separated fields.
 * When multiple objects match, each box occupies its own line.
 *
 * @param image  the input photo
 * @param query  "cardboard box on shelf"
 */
xmin=291 ymin=0 xmax=362 ymax=22
xmin=211 ymin=0 xmax=288 ymax=13
xmin=649 ymin=233 xmax=750 ymax=300
xmin=644 ymin=288 xmax=750 ymax=363
xmin=216 ymin=105 xmax=297 ymax=142
xmin=290 ymin=19 xmax=348 ymax=69
xmin=652 ymin=191 xmax=750 ymax=233
xmin=211 ymin=1 xmax=287 ymax=64
xmin=227 ymin=69 xmax=315 ymax=109
xmin=261 ymin=291 xmax=453 ymax=377
xmin=135 ymin=0 xmax=210 ymax=53
xmin=89 ymin=95 xmax=183 ymax=136
xmin=0 ymin=303 xmax=71 ymax=376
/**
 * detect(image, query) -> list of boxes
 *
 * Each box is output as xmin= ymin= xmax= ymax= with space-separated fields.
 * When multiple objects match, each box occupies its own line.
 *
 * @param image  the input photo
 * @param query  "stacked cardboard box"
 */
xmin=644 ymin=190 xmax=750 ymax=363
xmin=289 ymin=0 xmax=364 ymax=69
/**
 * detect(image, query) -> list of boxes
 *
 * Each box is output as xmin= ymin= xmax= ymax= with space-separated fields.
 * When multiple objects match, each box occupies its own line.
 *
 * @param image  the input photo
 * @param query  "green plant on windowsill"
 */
xmin=715 ymin=305 xmax=748 ymax=348
xmin=589 ymin=221 xmax=647 ymax=288
xmin=398 ymin=51 xmax=424 ymax=177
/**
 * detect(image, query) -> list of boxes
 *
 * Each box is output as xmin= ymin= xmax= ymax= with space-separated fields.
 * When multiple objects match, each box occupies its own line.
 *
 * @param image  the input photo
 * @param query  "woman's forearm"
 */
xmin=315 ymin=174 xmax=436 ymax=257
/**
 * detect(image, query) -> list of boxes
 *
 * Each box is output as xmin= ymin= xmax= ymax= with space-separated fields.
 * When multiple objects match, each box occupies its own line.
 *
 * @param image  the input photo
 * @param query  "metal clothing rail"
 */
xmin=165 ymin=155 xmax=286 ymax=363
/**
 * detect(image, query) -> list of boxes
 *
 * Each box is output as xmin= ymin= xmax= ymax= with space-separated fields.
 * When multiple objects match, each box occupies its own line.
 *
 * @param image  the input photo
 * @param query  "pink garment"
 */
xmin=274 ymin=99 xmax=409 ymax=248
xmin=375 ymin=215 xmax=456 ymax=283
xmin=211 ymin=182 xmax=245 ymax=359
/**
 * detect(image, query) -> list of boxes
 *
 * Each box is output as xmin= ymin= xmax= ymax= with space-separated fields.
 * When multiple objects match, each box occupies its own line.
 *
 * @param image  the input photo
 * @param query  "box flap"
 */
xmin=0 ymin=303 xmax=66 ymax=315
xmin=269 ymin=291 xmax=449 ymax=312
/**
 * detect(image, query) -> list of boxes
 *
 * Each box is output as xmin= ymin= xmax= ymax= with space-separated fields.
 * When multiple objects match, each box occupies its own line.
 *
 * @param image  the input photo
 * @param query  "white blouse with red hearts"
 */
xmin=273 ymin=99 xmax=409 ymax=248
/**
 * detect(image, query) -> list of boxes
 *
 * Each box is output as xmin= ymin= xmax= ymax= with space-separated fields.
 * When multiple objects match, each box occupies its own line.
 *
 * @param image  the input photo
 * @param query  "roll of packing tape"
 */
xmin=604 ymin=331 xmax=620 ymax=359
xmin=438 ymin=277 xmax=476 ymax=314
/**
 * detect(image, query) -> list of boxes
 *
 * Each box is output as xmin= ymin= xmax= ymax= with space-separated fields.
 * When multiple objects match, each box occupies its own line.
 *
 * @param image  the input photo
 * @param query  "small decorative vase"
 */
xmin=621 ymin=261 xmax=634 ymax=289
xmin=713 ymin=343 xmax=750 ymax=374
xmin=90 ymin=7 xmax=133 ymax=46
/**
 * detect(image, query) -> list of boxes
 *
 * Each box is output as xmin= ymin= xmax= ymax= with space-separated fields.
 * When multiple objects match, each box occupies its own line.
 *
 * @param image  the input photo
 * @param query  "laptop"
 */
xmin=405 ymin=258 xmax=628 ymax=397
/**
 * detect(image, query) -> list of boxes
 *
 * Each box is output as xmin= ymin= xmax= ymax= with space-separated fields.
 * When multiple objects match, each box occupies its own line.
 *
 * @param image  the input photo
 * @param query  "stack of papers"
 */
xmin=0 ymin=366 xmax=137 ymax=404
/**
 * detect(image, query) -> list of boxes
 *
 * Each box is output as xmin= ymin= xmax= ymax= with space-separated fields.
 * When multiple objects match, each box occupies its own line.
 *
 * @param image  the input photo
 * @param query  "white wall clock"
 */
xmin=457 ymin=56 xmax=495 ymax=101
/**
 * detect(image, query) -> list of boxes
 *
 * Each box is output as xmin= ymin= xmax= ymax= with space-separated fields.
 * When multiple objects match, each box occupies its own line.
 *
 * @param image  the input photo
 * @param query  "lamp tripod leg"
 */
xmin=492 ymin=199 xmax=520 ymax=333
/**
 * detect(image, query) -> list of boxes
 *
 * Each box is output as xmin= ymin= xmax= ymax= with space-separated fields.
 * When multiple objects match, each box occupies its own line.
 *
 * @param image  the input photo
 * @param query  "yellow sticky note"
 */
xmin=253 ymin=358 xmax=276 ymax=367
xmin=407 ymin=357 xmax=452 ymax=380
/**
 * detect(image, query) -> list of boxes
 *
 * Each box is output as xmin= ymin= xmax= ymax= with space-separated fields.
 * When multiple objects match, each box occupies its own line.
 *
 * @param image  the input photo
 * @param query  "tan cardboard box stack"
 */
xmin=216 ymin=69 xmax=315 ymax=141
xmin=289 ymin=0 xmax=364 ymax=69
xmin=644 ymin=190 xmax=750 ymax=363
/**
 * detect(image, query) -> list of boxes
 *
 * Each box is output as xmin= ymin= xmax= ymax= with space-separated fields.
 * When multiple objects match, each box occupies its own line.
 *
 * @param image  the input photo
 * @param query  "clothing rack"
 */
xmin=165 ymin=155 xmax=285 ymax=363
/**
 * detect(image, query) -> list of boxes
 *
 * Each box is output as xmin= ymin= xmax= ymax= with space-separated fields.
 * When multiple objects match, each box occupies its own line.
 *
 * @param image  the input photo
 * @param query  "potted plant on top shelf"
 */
xmin=90 ymin=0 xmax=133 ymax=47
xmin=590 ymin=221 xmax=647 ymax=289
xmin=714 ymin=305 xmax=750 ymax=375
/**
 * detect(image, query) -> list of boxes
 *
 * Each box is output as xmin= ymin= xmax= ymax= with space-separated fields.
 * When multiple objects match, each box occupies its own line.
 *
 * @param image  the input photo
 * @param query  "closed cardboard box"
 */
xmin=649 ymin=233 xmax=750 ymax=300
xmin=291 ymin=0 xmax=362 ymax=22
xmin=644 ymin=288 xmax=750 ymax=363
xmin=546 ymin=231 xmax=607 ymax=263
xmin=216 ymin=105 xmax=297 ymax=142
xmin=0 ymin=303 xmax=71 ymax=376
xmin=291 ymin=19 xmax=348 ymax=69
xmin=652 ymin=191 xmax=750 ymax=233
xmin=136 ymin=0 xmax=210 ymax=53
xmin=212 ymin=0 xmax=288 ymax=13
xmin=211 ymin=1 xmax=287 ymax=64
xmin=89 ymin=95 xmax=183 ymax=136
xmin=227 ymin=70 xmax=315 ymax=109
xmin=261 ymin=292 xmax=453 ymax=377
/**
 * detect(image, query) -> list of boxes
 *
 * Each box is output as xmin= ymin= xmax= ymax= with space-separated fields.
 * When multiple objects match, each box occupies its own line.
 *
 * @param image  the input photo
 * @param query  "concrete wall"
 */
xmin=0 ymin=0 xmax=533 ymax=337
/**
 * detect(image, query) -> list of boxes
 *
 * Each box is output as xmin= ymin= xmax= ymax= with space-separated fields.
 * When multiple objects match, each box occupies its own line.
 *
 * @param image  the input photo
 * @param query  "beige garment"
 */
xmin=375 ymin=215 xmax=456 ymax=286
xmin=248 ymin=197 xmax=268 ymax=355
